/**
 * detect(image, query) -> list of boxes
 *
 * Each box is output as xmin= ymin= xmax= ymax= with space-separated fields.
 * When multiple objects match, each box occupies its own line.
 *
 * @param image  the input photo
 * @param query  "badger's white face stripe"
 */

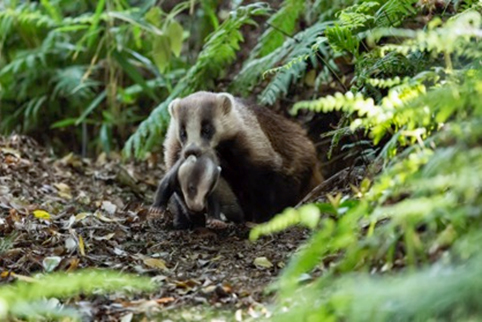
xmin=165 ymin=91 xmax=283 ymax=171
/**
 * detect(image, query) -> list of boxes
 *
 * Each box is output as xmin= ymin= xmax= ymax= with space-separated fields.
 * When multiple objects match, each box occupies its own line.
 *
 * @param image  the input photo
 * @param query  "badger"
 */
xmin=162 ymin=91 xmax=322 ymax=223
xmin=151 ymin=150 xmax=244 ymax=229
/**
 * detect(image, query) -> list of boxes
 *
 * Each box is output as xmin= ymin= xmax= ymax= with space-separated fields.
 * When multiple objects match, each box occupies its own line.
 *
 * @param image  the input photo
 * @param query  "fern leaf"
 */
xmin=250 ymin=204 xmax=321 ymax=241
xmin=249 ymin=0 xmax=305 ymax=59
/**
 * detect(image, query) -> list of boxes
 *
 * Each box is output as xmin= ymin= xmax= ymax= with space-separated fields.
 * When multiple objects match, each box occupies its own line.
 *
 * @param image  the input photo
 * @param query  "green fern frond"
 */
xmin=123 ymin=3 xmax=270 ymax=158
xmin=249 ymin=0 xmax=305 ymax=59
xmin=326 ymin=25 xmax=359 ymax=56
xmin=375 ymin=0 xmax=417 ymax=27
xmin=250 ymin=204 xmax=321 ymax=241
xmin=0 ymin=269 xmax=154 ymax=320
xmin=336 ymin=1 xmax=379 ymax=29
xmin=366 ymin=76 xmax=405 ymax=88
xmin=374 ymin=11 xmax=482 ymax=59
xmin=0 ymin=6 xmax=57 ymax=33
xmin=257 ymin=21 xmax=333 ymax=105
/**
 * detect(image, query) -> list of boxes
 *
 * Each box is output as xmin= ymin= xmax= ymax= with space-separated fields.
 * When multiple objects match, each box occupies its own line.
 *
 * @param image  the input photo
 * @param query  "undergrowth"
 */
xmin=2 ymin=0 xmax=482 ymax=321
xmin=249 ymin=3 xmax=482 ymax=321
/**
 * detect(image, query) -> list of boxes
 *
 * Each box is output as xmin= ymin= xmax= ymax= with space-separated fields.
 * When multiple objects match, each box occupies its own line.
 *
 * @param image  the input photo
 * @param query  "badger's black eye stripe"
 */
xmin=201 ymin=121 xmax=214 ymax=139
xmin=179 ymin=125 xmax=187 ymax=142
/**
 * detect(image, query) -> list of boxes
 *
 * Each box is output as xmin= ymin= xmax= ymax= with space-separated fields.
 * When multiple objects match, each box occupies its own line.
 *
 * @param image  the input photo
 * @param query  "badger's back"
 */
xmin=217 ymin=100 xmax=322 ymax=222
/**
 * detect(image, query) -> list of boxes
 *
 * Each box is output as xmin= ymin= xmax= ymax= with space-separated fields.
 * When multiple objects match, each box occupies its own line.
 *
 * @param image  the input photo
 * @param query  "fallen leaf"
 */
xmin=0 ymin=186 xmax=9 ymax=194
xmin=65 ymin=237 xmax=77 ymax=251
xmin=0 ymin=147 xmax=21 ymax=158
xmin=101 ymin=201 xmax=117 ymax=215
xmin=75 ymin=212 xmax=91 ymax=221
xmin=0 ymin=271 xmax=12 ymax=278
xmin=253 ymin=257 xmax=273 ymax=269
xmin=54 ymin=183 xmax=71 ymax=193
xmin=4 ymin=272 xmax=36 ymax=282
xmin=175 ymin=279 xmax=200 ymax=289
xmin=43 ymin=256 xmax=62 ymax=272
xmin=33 ymin=209 xmax=51 ymax=220
xmin=155 ymin=297 xmax=175 ymax=304
xmin=143 ymin=257 xmax=168 ymax=271
xmin=94 ymin=210 xmax=119 ymax=222
xmin=94 ymin=233 xmax=115 ymax=241
xmin=120 ymin=313 xmax=133 ymax=322
xmin=78 ymin=235 xmax=85 ymax=256
xmin=66 ymin=258 xmax=80 ymax=272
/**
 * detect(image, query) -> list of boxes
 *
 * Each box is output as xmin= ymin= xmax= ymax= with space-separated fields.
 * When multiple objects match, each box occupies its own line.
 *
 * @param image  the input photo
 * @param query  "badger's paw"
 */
xmin=148 ymin=206 xmax=165 ymax=215
xmin=206 ymin=218 xmax=229 ymax=230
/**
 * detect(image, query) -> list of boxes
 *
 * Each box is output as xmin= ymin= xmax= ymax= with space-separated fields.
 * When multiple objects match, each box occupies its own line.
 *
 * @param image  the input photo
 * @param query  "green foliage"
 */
xmin=0 ymin=269 xmax=154 ymax=320
xmin=3 ymin=1 xmax=482 ymax=319
xmin=0 ymin=0 xmax=209 ymax=154
xmin=247 ymin=3 xmax=482 ymax=321
xmin=249 ymin=204 xmax=322 ymax=241
xmin=248 ymin=0 xmax=305 ymax=59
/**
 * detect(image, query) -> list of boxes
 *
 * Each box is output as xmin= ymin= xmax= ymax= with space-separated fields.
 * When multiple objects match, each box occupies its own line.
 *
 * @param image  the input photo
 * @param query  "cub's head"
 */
xmin=168 ymin=91 xmax=239 ymax=156
xmin=178 ymin=154 xmax=221 ymax=213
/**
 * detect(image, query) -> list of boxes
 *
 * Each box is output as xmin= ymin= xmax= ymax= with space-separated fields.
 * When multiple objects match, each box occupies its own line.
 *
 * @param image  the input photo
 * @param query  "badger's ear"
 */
xmin=168 ymin=98 xmax=181 ymax=118
xmin=217 ymin=93 xmax=234 ymax=115
xmin=214 ymin=166 xmax=221 ymax=182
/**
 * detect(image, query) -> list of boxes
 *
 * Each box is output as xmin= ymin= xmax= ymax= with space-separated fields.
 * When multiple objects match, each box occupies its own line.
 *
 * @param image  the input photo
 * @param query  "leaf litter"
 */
xmin=0 ymin=134 xmax=314 ymax=320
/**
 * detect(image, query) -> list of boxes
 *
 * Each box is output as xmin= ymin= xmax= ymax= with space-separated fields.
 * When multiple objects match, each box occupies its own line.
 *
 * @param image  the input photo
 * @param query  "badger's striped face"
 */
xmin=168 ymin=92 xmax=237 ymax=156
xmin=178 ymin=154 xmax=221 ymax=212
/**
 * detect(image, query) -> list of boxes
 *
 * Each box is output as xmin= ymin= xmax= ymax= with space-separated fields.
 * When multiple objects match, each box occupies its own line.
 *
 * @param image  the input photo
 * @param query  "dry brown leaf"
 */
xmin=66 ymin=258 xmax=80 ymax=272
xmin=154 ymin=297 xmax=175 ymax=304
xmin=143 ymin=257 xmax=168 ymax=271
xmin=0 ymin=147 xmax=21 ymax=158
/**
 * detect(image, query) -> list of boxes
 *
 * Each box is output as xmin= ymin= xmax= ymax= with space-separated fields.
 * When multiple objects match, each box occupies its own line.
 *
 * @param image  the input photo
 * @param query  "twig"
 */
xmin=296 ymin=167 xmax=350 ymax=207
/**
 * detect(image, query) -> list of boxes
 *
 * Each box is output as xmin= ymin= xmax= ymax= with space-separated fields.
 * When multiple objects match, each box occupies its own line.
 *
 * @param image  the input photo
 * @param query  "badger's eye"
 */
xmin=179 ymin=127 xmax=187 ymax=142
xmin=188 ymin=184 xmax=196 ymax=194
xmin=201 ymin=123 xmax=214 ymax=139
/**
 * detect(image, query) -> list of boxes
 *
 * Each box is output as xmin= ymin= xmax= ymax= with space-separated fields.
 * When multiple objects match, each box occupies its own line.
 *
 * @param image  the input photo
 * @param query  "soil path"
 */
xmin=0 ymin=135 xmax=311 ymax=320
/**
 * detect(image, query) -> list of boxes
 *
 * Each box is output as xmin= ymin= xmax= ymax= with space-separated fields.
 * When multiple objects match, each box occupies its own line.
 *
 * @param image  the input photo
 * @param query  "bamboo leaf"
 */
xmin=112 ymin=50 xmax=159 ymax=100
xmin=152 ymin=35 xmax=171 ymax=73
xmin=166 ymin=20 xmax=183 ymax=57
xmin=75 ymin=90 xmax=107 ymax=126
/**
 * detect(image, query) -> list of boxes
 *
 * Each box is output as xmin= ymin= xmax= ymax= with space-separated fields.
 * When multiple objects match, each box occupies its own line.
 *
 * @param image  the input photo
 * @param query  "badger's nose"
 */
xmin=183 ymin=144 xmax=203 ymax=158
xmin=187 ymin=199 xmax=205 ymax=213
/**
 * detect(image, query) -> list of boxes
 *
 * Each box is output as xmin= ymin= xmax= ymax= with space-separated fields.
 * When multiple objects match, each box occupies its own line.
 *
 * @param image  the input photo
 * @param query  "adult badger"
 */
xmin=163 ymin=91 xmax=322 ymax=223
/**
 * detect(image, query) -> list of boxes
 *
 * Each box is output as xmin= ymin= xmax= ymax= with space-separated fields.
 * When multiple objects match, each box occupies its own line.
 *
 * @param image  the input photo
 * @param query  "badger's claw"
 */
xmin=206 ymin=218 xmax=229 ymax=230
xmin=148 ymin=206 xmax=165 ymax=215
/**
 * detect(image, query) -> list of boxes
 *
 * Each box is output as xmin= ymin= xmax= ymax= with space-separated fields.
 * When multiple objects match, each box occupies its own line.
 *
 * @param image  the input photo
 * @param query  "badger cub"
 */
xmin=151 ymin=150 xmax=243 ymax=229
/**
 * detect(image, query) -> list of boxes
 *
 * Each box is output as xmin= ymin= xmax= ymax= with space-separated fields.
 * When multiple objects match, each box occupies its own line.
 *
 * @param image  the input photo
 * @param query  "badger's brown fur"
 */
xmin=163 ymin=91 xmax=322 ymax=222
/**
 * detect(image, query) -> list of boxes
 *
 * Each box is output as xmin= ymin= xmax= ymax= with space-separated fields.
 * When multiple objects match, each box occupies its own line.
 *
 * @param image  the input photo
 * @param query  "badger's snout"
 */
xmin=186 ymin=198 xmax=205 ymax=213
xmin=183 ymin=144 xmax=203 ymax=158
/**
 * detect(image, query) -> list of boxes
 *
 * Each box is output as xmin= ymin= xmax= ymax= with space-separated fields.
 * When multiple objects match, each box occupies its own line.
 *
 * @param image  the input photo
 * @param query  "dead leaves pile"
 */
xmin=0 ymin=135 xmax=309 ymax=320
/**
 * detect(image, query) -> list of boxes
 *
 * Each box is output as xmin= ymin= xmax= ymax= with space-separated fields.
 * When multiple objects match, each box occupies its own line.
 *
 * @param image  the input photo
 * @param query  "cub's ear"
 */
xmin=217 ymin=93 xmax=234 ymax=115
xmin=168 ymin=98 xmax=181 ymax=118
xmin=214 ymin=166 xmax=221 ymax=182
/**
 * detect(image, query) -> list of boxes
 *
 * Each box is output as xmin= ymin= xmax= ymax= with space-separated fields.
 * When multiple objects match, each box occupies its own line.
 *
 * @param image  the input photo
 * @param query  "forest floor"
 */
xmin=0 ymin=134 xmax=357 ymax=321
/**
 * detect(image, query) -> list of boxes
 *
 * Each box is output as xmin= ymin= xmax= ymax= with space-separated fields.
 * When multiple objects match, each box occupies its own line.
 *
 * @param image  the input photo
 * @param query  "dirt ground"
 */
xmin=0 ymin=134 xmax=329 ymax=321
